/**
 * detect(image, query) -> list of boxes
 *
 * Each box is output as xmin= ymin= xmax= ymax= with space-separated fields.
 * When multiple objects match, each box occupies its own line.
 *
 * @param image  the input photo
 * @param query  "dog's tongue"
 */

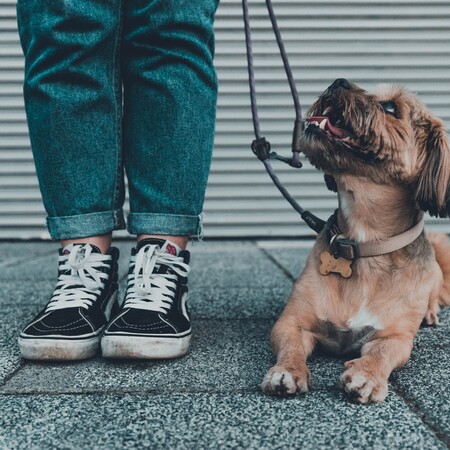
xmin=307 ymin=116 xmax=352 ymax=139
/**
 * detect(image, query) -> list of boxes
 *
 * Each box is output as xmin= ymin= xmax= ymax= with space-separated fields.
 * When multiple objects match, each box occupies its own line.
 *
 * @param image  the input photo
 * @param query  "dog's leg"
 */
xmin=425 ymin=296 xmax=440 ymax=326
xmin=340 ymin=334 xmax=414 ymax=404
xmin=424 ymin=260 xmax=443 ymax=326
xmin=262 ymin=314 xmax=316 ymax=396
xmin=428 ymin=232 xmax=450 ymax=306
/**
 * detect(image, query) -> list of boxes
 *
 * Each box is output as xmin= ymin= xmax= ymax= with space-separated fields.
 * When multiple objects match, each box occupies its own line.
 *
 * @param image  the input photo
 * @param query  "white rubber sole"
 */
xmin=18 ymin=291 xmax=118 ymax=361
xmin=101 ymin=333 xmax=191 ymax=359
xmin=18 ymin=334 xmax=101 ymax=361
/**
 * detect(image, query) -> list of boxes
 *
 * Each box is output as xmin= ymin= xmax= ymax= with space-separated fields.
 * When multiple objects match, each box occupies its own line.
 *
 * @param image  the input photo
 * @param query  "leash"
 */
xmin=241 ymin=0 xmax=326 ymax=234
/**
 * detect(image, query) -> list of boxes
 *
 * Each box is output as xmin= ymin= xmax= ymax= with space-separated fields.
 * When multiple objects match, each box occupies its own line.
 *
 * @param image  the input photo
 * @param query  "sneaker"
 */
xmin=18 ymin=243 xmax=120 ymax=361
xmin=101 ymin=238 xmax=191 ymax=359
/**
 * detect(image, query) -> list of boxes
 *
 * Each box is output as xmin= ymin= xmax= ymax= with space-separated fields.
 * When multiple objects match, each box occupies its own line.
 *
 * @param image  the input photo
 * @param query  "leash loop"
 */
xmin=251 ymin=137 xmax=271 ymax=161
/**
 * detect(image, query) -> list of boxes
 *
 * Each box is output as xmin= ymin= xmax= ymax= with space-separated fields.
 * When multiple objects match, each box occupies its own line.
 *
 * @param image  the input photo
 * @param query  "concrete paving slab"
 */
xmin=116 ymin=277 xmax=292 ymax=320
xmin=391 ymin=307 xmax=450 ymax=437
xmin=0 ymin=304 xmax=39 ymax=384
xmin=0 ymin=392 xmax=445 ymax=450
xmin=0 ymin=241 xmax=58 ymax=259
xmin=1 ymin=280 xmax=55 ymax=306
xmin=1 ymin=241 xmax=449 ymax=448
xmin=1 ymin=250 xmax=70 ymax=281
xmin=188 ymin=240 xmax=258 ymax=253
xmin=4 ymin=309 xmax=449 ymax=396
xmin=0 ymin=246 xmax=53 ymax=280
xmin=187 ymin=285 xmax=292 ymax=319
xmin=1 ymin=320 xmax=274 ymax=394
xmin=1 ymin=320 xmax=350 ymax=395
xmin=257 ymin=245 xmax=311 ymax=280
xmin=188 ymin=248 xmax=290 ymax=288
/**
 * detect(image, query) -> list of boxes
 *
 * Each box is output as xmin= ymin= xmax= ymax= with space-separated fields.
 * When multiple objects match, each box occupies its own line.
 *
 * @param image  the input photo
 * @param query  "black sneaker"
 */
xmin=18 ymin=243 xmax=120 ymax=361
xmin=101 ymin=238 xmax=191 ymax=359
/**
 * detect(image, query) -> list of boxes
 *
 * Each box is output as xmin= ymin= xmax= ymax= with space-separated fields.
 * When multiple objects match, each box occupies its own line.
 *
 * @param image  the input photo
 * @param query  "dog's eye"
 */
xmin=380 ymin=101 xmax=397 ymax=117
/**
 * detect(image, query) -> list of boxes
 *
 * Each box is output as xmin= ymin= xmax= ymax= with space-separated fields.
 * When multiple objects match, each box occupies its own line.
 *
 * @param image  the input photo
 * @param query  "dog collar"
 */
xmin=325 ymin=210 xmax=425 ymax=260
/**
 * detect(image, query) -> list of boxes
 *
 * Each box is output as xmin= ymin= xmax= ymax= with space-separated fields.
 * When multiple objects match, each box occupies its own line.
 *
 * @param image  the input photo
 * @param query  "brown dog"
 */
xmin=262 ymin=79 xmax=450 ymax=403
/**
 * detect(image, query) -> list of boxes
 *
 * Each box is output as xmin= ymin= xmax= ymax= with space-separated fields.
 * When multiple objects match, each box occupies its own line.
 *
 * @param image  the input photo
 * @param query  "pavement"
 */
xmin=0 ymin=240 xmax=449 ymax=450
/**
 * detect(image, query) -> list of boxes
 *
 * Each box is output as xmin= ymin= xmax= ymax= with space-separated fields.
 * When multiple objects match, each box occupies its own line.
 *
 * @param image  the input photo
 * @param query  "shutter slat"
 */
xmin=1 ymin=1 xmax=449 ymax=238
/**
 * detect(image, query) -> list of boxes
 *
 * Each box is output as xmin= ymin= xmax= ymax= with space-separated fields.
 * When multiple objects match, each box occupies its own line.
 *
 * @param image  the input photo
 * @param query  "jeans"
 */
xmin=16 ymin=0 xmax=219 ymax=240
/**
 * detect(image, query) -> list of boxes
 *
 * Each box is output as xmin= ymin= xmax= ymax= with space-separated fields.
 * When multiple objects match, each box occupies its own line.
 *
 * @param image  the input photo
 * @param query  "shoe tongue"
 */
xmin=61 ymin=243 xmax=103 ymax=255
xmin=59 ymin=243 xmax=104 ymax=279
xmin=136 ymin=238 xmax=181 ymax=256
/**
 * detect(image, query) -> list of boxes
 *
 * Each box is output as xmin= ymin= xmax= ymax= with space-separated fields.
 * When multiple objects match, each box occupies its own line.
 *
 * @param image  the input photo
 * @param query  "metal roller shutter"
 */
xmin=1 ymin=0 xmax=450 ymax=239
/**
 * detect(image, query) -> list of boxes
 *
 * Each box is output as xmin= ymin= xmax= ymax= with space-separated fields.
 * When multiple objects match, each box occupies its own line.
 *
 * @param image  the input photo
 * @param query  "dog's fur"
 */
xmin=261 ymin=80 xmax=450 ymax=403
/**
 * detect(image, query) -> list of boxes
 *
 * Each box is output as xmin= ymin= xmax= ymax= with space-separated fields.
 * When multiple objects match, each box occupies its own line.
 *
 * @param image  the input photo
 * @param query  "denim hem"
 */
xmin=46 ymin=209 xmax=126 ymax=240
xmin=127 ymin=212 xmax=203 ymax=238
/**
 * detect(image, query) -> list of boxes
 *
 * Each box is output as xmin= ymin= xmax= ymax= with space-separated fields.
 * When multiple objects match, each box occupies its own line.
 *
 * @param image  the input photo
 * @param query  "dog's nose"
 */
xmin=330 ymin=78 xmax=351 ymax=90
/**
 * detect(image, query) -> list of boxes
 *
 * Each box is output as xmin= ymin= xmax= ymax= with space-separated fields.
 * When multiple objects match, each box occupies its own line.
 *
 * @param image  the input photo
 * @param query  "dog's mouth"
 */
xmin=304 ymin=106 xmax=383 ymax=164
xmin=305 ymin=107 xmax=356 ymax=142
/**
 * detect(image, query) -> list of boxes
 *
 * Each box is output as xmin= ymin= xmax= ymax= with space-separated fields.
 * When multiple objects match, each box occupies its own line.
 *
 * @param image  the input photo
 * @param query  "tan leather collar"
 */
xmin=325 ymin=210 xmax=425 ymax=260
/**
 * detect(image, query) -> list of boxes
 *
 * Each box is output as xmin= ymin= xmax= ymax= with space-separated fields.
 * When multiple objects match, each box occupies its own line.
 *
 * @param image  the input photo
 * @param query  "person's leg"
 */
xmin=16 ymin=0 xmax=125 ymax=360
xmin=101 ymin=0 xmax=219 ymax=359
xmin=122 ymin=0 xmax=219 ymax=239
xmin=16 ymin=0 xmax=126 ymax=241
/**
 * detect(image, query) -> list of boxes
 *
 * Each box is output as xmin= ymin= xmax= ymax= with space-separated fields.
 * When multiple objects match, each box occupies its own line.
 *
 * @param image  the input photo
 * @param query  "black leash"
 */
xmin=242 ymin=0 xmax=326 ymax=234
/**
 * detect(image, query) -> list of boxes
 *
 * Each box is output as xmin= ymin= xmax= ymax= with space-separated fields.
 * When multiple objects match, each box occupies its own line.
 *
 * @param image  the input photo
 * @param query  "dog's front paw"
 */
xmin=340 ymin=361 xmax=388 ymax=404
xmin=261 ymin=365 xmax=310 ymax=397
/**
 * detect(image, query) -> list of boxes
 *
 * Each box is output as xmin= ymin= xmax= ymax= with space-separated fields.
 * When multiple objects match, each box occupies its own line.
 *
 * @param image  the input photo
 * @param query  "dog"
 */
xmin=261 ymin=79 xmax=450 ymax=404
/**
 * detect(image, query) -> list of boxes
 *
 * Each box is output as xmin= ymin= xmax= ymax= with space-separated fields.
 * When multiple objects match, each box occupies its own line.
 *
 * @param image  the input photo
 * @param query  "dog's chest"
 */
xmin=316 ymin=307 xmax=383 ymax=355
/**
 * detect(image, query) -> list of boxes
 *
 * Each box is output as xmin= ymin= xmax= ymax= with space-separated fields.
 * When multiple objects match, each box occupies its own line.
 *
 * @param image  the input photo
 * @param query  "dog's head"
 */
xmin=301 ymin=79 xmax=450 ymax=217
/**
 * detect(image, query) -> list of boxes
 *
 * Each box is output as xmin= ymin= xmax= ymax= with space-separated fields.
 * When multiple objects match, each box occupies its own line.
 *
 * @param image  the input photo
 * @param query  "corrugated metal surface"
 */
xmin=1 ymin=0 xmax=450 ymax=238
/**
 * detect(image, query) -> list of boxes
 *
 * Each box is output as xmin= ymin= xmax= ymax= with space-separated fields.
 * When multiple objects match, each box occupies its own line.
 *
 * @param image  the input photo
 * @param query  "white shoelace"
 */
xmin=45 ymin=244 xmax=112 ymax=312
xmin=124 ymin=244 xmax=190 ymax=313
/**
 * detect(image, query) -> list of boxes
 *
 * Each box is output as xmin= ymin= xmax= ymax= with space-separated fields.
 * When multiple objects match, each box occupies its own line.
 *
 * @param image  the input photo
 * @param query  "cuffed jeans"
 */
xmin=16 ymin=0 xmax=219 ymax=239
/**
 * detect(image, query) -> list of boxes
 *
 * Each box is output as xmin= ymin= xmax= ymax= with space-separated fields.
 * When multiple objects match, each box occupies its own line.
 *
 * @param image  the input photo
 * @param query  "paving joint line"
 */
xmin=391 ymin=383 xmax=450 ymax=449
xmin=258 ymin=247 xmax=295 ymax=283
xmin=0 ymin=360 xmax=29 ymax=389
xmin=0 ymin=387 xmax=341 ymax=397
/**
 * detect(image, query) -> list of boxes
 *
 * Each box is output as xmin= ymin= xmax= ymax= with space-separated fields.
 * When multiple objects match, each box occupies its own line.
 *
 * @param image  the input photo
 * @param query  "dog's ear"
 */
xmin=414 ymin=117 xmax=450 ymax=218
xmin=324 ymin=174 xmax=338 ymax=193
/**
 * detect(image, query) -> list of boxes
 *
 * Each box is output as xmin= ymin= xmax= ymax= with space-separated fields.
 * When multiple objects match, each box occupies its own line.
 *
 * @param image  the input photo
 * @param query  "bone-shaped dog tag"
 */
xmin=319 ymin=251 xmax=352 ymax=278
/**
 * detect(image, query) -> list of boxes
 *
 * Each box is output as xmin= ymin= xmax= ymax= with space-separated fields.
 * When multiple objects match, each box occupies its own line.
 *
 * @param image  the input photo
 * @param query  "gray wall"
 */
xmin=1 ymin=0 xmax=450 ymax=238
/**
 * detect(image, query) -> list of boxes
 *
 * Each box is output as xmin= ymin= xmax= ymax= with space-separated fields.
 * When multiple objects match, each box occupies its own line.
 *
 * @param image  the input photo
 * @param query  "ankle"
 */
xmin=137 ymin=234 xmax=189 ymax=250
xmin=61 ymin=233 xmax=112 ymax=254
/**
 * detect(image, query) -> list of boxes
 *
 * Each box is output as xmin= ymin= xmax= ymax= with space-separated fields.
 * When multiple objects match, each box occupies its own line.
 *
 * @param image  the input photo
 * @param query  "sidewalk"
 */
xmin=0 ymin=240 xmax=448 ymax=450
